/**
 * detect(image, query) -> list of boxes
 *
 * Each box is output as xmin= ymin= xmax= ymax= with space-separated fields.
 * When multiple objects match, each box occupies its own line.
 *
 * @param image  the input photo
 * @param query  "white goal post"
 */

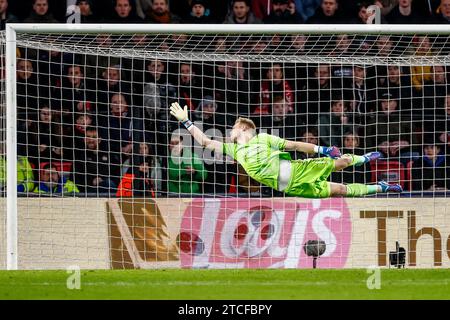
xmin=3 ymin=23 xmax=450 ymax=270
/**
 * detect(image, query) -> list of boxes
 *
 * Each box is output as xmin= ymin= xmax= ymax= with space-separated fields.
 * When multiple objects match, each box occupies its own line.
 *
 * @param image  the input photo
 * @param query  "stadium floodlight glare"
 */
xmin=3 ymin=23 xmax=450 ymax=270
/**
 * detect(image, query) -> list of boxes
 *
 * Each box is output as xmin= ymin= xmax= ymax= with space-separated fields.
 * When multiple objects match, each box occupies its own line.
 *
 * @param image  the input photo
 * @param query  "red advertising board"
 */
xmin=179 ymin=198 xmax=351 ymax=269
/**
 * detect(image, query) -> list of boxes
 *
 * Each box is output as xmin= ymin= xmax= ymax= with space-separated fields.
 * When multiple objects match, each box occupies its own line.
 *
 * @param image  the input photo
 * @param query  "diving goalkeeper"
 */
xmin=170 ymin=102 xmax=402 ymax=198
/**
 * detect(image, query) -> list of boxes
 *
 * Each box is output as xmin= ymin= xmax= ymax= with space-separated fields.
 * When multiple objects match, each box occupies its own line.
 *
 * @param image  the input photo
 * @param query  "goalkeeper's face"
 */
xmin=230 ymin=124 xmax=255 ymax=143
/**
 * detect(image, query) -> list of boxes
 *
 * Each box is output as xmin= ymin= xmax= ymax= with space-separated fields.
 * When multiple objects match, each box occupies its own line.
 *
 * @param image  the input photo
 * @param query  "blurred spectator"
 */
xmin=317 ymin=98 xmax=356 ymax=147
xmin=74 ymin=126 xmax=120 ymax=194
xmin=301 ymin=126 xmax=320 ymax=145
xmin=146 ymin=0 xmax=182 ymax=23
xmin=376 ymin=0 xmax=398 ymax=16
xmin=85 ymin=34 xmax=121 ymax=79
xmin=141 ymin=59 xmax=178 ymax=157
xmin=251 ymin=0 xmax=270 ymax=20
xmin=294 ymin=0 xmax=321 ymax=22
xmin=259 ymin=95 xmax=297 ymax=140
xmin=16 ymin=58 xmax=41 ymax=161
xmin=345 ymin=64 xmax=376 ymax=114
xmin=414 ymin=0 xmax=441 ymax=21
xmin=376 ymin=35 xmax=394 ymax=56
xmin=433 ymin=0 xmax=450 ymax=23
xmin=97 ymin=64 xmax=131 ymax=114
xmin=365 ymin=92 xmax=414 ymax=157
xmin=285 ymin=128 xmax=309 ymax=160
xmin=192 ymin=96 xmax=228 ymax=194
xmin=263 ymin=0 xmax=303 ymax=23
xmin=0 ymin=0 xmax=19 ymax=30
xmin=378 ymin=65 xmax=412 ymax=113
xmin=107 ymin=0 xmax=143 ymax=23
xmin=354 ymin=1 xmax=373 ymax=23
xmin=255 ymin=63 xmax=293 ymax=114
xmin=182 ymin=0 xmax=216 ymax=23
xmin=299 ymin=64 xmax=333 ymax=123
xmin=330 ymin=131 xmax=368 ymax=184
xmin=193 ymin=95 xmax=226 ymax=132
xmin=122 ymin=34 xmax=150 ymax=85
xmin=424 ymin=65 xmax=448 ymax=116
xmin=98 ymin=93 xmax=133 ymax=165
xmin=331 ymin=34 xmax=354 ymax=56
xmin=168 ymin=134 xmax=207 ymax=194
xmin=307 ymin=0 xmax=344 ymax=23
xmin=329 ymin=35 xmax=354 ymax=92
xmin=385 ymin=0 xmax=426 ymax=23
xmin=121 ymin=142 xmax=163 ymax=191
xmin=34 ymin=163 xmax=79 ymax=194
xmin=37 ymin=48 xmax=73 ymax=89
xmin=437 ymin=94 xmax=450 ymax=145
xmin=27 ymin=104 xmax=66 ymax=166
xmin=73 ymin=113 xmax=94 ymax=146
xmin=412 ymin=137 xmax=449 ymax=191
xmin=214 ymin=60 xmax=251 ymax=115
xmin=75 ymin=0 xmax=98 ymax=23
xmin=119 ymin=158 xmax=156 ymax=197
xmin=290 ymin=34 xmax=308 ymax=53
xmin=177 ymin=62 xmax=203 ymax=110
xmin=23 ymin=0 xmax=58 ymax=23
xmin=0 ymin=151 xmax=35 ymax=193
xmin=144 ymin=59 xmax=177 ymax=118
xmin=16 ymin=59 xmax=40 ymax=124
xmin=352 ymin=1 xmax=387 ymax=23
xmin=224 ymin=0 xmax=262 ymax=23
xmin=298 ymin=127 xmax=321 ymax=160
xmin=135 ymin=0 xmax=153 ymax=19
xmin=422 ymin=65 xmax=448 ymax=139
xmin=342 ymin=131 xmax=364 ymax=155
xmin=60 ymin=64 xmax=95 ymax=119
xmin=410 ymin=36 xmax=434 ymax=93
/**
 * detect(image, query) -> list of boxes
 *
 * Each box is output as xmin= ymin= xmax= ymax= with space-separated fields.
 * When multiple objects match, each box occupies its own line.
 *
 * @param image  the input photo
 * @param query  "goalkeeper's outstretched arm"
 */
xmin=170 ymin=102 xmax=223 ymax=154
xmin=284 ymin=140 xmax=342 ymax=159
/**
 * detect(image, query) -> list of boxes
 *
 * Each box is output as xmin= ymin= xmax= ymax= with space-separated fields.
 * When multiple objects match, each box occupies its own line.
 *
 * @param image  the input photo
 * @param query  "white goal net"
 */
xmin=1 ymin=24 xmax=450 ymax=270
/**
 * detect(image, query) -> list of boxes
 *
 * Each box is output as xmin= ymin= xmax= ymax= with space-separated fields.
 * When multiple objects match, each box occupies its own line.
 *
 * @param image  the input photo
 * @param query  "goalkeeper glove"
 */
xmin=316 ymin=146 xmax=341 ymax=159
xmin=170 ymin=102 xmax=193 ymax=129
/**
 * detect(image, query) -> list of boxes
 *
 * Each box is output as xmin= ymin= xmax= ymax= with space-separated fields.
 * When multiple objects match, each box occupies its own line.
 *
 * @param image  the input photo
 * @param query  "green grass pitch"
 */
xmin=0 ymin=269 xmax=449 ymax=300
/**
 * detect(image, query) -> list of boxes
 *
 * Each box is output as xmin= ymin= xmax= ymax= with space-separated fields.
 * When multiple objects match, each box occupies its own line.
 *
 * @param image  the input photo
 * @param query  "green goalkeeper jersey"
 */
xmin=223 ymin=133 xmax=292 ymax=190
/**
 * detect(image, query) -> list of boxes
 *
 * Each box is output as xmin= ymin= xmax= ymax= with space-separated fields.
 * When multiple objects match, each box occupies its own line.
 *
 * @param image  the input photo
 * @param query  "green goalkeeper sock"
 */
xmin=345 ymin=184 xmax=379 ymax=197
xmin=344 ymin=154 xmax=366 ymax=166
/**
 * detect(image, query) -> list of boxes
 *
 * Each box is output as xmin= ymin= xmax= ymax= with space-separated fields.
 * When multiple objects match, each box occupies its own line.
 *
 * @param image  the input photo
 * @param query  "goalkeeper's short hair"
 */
xmin=234 ymin=117 xmax=256 ymax=130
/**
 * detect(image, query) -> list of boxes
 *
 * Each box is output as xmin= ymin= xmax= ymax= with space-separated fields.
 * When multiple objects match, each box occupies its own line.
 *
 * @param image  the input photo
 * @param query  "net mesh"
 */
xmin=2 ymin=28 xmax=450 ymax=269
xmin=15 ymin=33 xmax=450 ymax=65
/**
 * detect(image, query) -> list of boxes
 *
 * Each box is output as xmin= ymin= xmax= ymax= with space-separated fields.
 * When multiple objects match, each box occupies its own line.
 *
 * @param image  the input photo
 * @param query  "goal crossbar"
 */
xmin=6 ymin=23 xmax=450 ymax=35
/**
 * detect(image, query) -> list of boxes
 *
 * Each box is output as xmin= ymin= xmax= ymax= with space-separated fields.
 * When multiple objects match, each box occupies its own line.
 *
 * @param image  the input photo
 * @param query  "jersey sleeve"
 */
xmin=223 ymin=143 xmax=237 ymax=159
xmin=266 ymin=134 xmax=287 ymax=151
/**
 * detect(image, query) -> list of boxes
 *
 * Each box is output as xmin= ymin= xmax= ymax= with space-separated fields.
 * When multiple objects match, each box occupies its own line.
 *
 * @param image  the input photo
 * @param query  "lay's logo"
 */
xmin=179 ymin=198 xmax=352 ymax=269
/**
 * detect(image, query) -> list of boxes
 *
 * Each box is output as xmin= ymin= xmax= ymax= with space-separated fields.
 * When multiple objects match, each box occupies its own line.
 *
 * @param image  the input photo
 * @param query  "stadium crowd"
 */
xmin=1 ymin=0 xmax=450 ymax=196
xmin=2 ymin=0 xmax=450 ymax=27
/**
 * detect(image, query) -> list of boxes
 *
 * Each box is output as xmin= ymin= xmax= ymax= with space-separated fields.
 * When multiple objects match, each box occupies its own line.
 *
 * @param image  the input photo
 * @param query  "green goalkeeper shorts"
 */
xmin=283 ymin=157 xmax=335 ymax=198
